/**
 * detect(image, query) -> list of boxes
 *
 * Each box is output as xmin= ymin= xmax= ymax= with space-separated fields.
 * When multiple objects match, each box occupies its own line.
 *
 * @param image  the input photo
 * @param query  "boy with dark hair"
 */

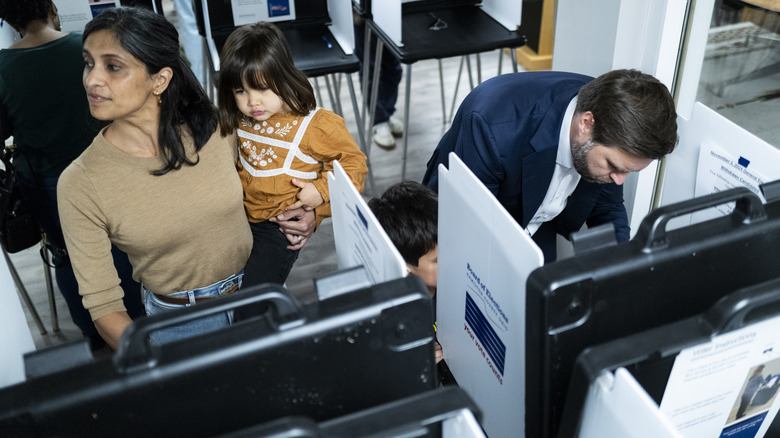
xmin=368 ymin=180 xmax=438 ymax=296
xmin=369 ymin=181 xmax=442 ymax=364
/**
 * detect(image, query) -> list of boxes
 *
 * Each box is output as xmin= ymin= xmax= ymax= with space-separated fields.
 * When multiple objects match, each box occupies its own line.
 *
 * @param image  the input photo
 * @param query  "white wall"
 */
xmin=0 ymin=252 xmax=36 ymax=388
xmin=553 ymin=0 xmax=689 ymax=236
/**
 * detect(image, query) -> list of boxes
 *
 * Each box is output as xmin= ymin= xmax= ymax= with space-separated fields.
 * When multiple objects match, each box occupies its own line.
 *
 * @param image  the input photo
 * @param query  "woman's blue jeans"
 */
xmin=143 ymin=270 xmax=243 ymax=345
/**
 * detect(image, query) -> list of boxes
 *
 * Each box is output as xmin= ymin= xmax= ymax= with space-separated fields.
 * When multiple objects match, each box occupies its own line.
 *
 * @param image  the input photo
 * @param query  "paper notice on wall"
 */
xmin=231 ymin=0 xmax=296 ymax=26
xmin=659 ymin=316 xmax=780 ymax=438
xmin=54 ymin=0 xmax=118 ymax=33
xmin=693 ymin=142 xmax=768 ymax=222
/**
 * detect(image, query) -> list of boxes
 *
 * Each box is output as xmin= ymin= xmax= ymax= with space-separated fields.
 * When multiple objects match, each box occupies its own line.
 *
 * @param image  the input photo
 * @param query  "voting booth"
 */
xmin=199 ymin=0 xmax=355 ymax=76
xmin=218 ymin=386 xmax=486 ymax=437
xmin=430 ymin=143 xmax=780 ymax=438
xmin=558 ymin=277 xmax=780 ymax=438
xmin=660 ymin=102 xmax=780 ymax=218
xmin=53 ymin=0 xmax=162 ymax=33
xmin=524 ymin=182 xmax=780 ymax=438
xmin=363 ymin=0 xmax=525 ymax=179
xmin=436 ymin=153 xmax=544 ymax=438
xmin=328 ymin=160 xmax=406 ymax=288
xmin=512 ymin=98 xmax=780 ymax=437
xmin=0 ymin=277 xmax=436 ymax=437
xmin=370 ymin=0 xmax=522 ymax=49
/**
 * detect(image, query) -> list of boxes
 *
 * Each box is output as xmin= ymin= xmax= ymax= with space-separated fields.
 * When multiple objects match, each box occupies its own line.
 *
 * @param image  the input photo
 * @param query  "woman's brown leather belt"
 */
xmin=153 ymin=284 xmax=239 ymax=305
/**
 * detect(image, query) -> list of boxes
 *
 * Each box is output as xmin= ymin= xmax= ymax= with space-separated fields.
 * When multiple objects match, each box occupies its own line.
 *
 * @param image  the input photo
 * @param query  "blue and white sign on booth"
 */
xmin=328 ymin=160 xmax=406 ymax=287
xmin=437 ymin=153 xmax=544 ymax=438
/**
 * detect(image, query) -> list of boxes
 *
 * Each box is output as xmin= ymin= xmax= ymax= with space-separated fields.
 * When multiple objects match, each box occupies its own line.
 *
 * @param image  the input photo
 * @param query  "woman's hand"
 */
xmin=269 ymin=207 xmax=316 ymax=250
xmin=94 ymin=311 xmax=133 ymax=350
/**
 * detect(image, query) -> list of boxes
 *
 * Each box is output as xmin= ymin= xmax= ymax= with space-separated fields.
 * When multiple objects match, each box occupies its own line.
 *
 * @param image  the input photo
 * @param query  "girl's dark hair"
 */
xmin=0 ymin=0 xmax=52 ymax=29
xmin=576 ymin=69 xmax=678 ymax=160
xmin=83 ymin=7 xmax=217 ymax=175
xmin=217 ymin=21 xmax=316 ymax=136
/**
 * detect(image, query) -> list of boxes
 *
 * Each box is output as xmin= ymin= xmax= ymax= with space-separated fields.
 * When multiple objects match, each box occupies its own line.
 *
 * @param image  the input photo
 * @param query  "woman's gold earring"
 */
xmin=156 ymin=93 xmax=162 ymax=105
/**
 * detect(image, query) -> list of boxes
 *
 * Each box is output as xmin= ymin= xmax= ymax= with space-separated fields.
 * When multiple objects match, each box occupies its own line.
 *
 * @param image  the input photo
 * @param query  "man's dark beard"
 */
xmin=571 ymin=138 xmax=601 ymax=183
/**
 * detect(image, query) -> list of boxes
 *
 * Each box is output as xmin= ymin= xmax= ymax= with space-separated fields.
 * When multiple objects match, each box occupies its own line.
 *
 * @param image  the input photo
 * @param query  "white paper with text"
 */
xmin=660 ymin=316 xmax=780 ymax=437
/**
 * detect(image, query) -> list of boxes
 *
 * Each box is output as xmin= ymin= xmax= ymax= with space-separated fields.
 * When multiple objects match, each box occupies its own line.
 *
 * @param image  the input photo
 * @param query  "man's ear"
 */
xmin=578 ymin=111 xmax=595 ymax=137
xmin=570 ymin=111 xmax=595 ymax=145
xmin=153 ymin=67 xmax=173 ymax=95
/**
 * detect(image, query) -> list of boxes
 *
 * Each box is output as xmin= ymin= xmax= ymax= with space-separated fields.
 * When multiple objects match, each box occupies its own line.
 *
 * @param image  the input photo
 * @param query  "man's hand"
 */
xmin=269 ymin=207 xmax=316 ymax=250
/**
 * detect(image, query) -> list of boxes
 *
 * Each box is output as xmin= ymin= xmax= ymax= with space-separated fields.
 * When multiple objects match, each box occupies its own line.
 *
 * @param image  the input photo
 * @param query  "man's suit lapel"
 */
xmin=520 ymin=111 xmax=566 ymax=227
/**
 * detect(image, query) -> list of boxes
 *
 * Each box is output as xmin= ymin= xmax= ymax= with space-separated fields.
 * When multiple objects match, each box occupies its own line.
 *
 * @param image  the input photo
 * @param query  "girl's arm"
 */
xmin=305 ymin=112 xmax=369 ymax=226
xmin=286 ymin=178 xmax=324 ymax=211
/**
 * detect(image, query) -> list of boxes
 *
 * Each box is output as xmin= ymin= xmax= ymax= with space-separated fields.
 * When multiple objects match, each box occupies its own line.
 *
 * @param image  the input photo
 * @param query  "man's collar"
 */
xmin=557 ymin=96 xmax=578 ymax=168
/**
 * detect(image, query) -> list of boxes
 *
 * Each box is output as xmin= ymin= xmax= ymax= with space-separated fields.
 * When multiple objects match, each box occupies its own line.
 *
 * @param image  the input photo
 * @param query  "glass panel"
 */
xmin=695 ymin=0 xmax=780 ymax=148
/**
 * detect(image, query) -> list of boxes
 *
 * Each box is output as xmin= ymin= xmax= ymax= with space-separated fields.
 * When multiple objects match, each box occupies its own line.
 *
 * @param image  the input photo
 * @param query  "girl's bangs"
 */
xmin=240 ymin=61 xmax=270 ymax=90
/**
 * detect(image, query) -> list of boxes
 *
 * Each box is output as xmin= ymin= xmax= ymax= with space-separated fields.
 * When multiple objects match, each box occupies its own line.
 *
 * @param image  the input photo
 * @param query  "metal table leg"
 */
xmin=3 ymin=248 xmax=46 ymax=335
xmin=40 ymin=244 xmax=59 ymax=332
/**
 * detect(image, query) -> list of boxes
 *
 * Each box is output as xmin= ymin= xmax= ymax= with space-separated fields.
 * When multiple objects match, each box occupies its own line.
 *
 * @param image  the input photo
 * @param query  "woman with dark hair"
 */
xmin=0 ymin=0 xmax=142 ymax=351
xmin=57 ymin=7 xmax=251 ymax=349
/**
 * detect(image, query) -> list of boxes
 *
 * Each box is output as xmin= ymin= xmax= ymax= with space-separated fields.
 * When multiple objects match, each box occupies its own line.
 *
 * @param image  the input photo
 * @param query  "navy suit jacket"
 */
xmin=422 ymin=72 xmax=629 ymax=262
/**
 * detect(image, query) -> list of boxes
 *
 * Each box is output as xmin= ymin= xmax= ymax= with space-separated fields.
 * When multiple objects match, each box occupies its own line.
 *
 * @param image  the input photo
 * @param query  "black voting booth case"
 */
xmin=199 ymin=0 xmax=359 ymax=77
xmin=0 ymin=276 xmax=437 ymax=437
xmin=557 ymin=277 xmax=780 ymax=438
xmin=219 ymin=386 xmax=485 ymax=438
xmin=524 ymin=186 xmax=780 ymax=438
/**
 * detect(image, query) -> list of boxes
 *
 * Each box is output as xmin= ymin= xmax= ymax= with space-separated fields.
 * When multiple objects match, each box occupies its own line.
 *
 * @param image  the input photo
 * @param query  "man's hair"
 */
xmin=368 ymin=181 xmax=438 ymax=267
xmin=217 ymin=21 xmax=316 ymax=136
xmin=576 ymin=69 xmax=678 ymax=159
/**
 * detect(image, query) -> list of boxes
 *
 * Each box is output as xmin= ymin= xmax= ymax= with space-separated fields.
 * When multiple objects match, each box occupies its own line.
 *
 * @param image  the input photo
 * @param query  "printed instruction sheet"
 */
xmin=231 ymin=0 xmax=296 ymax=26
xmin=660 ymin=316 xmax=780 ymax=437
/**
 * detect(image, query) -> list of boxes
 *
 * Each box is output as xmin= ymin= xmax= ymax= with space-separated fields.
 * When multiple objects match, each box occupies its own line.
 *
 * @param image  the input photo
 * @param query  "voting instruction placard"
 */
xmin=328 ymin=160 xmax=406 ymax=286
xmin=437 ymin=153 xmax=544 ymax=438
xmin=660 ymin=315 xmax=780 ymax=438
xmin=231 ymin=0 xmax=296 ymax=27
xmin=54 ymin=0 xmax=118 ymax=33
xmin=693 ymin=142 xmax=770 ymax=223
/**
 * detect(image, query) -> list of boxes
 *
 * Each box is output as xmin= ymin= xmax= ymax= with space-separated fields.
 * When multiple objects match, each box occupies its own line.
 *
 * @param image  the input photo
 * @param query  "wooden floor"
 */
xmin=10 ymin=46 xmax=519 ymax=351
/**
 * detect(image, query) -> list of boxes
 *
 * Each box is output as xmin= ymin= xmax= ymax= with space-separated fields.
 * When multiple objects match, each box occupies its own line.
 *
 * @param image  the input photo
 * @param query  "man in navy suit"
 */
xmin=422 ymin=69 xmax=678 ymax=262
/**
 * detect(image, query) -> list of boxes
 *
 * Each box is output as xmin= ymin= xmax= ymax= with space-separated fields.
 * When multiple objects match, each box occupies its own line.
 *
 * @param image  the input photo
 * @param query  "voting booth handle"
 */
xmin=114 ymin=285 xmax=304 ymax=372
xmin=636 ymin=187 xmax=766 ymax=253
xmin=705 ymin=277 xmax=780 ymax=335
